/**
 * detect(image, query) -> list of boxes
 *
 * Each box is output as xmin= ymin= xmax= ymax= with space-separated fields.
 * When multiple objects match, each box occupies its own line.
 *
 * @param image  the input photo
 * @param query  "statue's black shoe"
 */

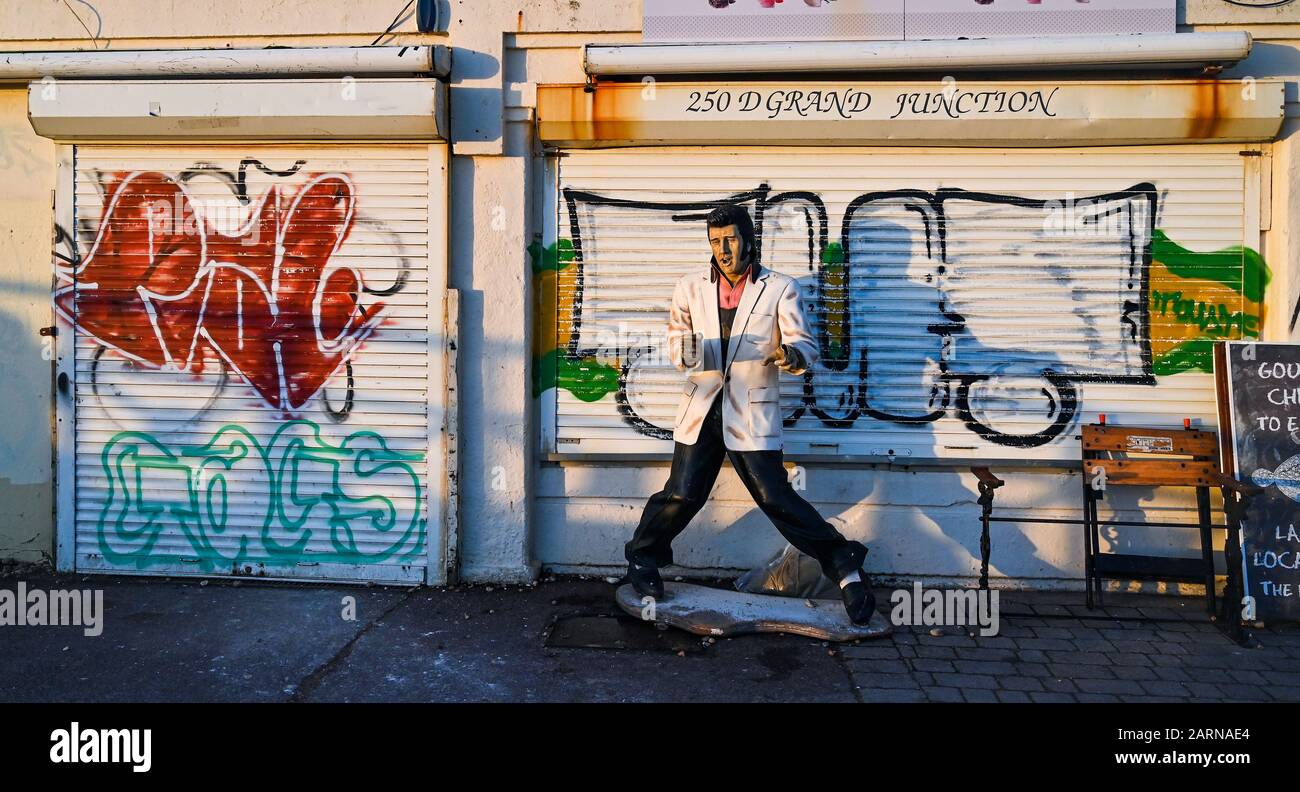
xmin=841 ymin=572 xmax=877 ymax=626
xmin=626 ymin=560 xmax=664 ymax=600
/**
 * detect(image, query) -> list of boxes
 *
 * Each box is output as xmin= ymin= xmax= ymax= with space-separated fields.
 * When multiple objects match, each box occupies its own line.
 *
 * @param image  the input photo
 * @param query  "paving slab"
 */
xmin=0 ymin=572 xmax=407 ymax=703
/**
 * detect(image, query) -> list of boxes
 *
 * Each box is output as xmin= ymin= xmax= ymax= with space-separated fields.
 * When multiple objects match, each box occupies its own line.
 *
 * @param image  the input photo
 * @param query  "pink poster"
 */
xmin=907 ymin=0 xmax=1174 ymax=39
xmin=643 ymin=0 xmax=905 ymax=43
xmin=642 ymin=0 xmax=1174 ymax=43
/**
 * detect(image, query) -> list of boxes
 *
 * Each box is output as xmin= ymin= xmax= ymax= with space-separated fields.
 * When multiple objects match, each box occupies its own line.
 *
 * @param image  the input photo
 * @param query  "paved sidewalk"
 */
xmin=844 ymin=592 xmax=1300 ymax=703
xmin=1 ymin=565 xmax=1296 ymax=703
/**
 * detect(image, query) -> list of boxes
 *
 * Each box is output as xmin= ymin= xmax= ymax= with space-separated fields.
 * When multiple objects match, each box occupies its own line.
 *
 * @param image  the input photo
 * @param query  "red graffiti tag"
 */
xmin=55 ymin=171 xmax=383 ymax=411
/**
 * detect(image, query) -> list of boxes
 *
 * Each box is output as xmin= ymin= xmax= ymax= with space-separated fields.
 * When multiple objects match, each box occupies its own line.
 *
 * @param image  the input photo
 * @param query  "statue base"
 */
xmin=615 ymin=581 xmax=892 ymax=642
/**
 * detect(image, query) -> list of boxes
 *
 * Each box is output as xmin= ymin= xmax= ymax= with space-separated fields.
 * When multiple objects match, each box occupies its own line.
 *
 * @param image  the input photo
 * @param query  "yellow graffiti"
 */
xmin=529 ymin=240 xmax=618 ymax=400
xmin=1148 ymin=229 xmax=1270 ymax=376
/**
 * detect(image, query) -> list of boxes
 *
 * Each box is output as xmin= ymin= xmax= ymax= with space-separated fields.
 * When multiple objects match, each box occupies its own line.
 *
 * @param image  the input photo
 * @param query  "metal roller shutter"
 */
xmin=61 ymin=144 xmax=436 ymax=582
xmin=544 ymin=146 xmax=1266 ymax=463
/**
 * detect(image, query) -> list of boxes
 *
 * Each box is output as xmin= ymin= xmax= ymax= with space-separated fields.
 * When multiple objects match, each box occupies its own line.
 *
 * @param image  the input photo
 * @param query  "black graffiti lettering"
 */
xmin=321 ymin=361 xmax=356 ymax=423
xmin=178 ymin=158 xmax=308 ymax=205
xmin=1122 ymin=299 xmax=1141 ymax=341
xmin=563 ymin=182 xmax=1160 ymax=448
xmin=89 ymin=344 xmax=229 ymax=424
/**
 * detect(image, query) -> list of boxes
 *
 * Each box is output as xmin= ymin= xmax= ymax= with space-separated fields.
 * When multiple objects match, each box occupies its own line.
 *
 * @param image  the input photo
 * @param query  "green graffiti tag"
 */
xmin=536 ymin=349 xmax=621 ymax=402
xmin=530 ymin=238 xmax=620 ymax=401
xmin=97 ymin=421 xmax=425 ymax=571
xmin=1151 ymin=229 xmax=1270 ymax=303
xmin=820 ymin=242 xmax=848 ymax=364
xmin=528 ymin=238 xmax=576 ymax=273
xmin=1149 ymin=229 xmax=1272 ymax=376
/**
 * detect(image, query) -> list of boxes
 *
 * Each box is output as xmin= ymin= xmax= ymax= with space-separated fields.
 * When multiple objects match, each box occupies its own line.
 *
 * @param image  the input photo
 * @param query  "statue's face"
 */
xmin=708 ymin=223 xmax=747 ymax=279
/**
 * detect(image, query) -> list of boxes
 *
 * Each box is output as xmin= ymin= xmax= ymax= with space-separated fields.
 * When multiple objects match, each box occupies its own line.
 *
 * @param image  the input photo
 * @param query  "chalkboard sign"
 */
xmin=1216 ymin=341 xmax=1300 ymax=622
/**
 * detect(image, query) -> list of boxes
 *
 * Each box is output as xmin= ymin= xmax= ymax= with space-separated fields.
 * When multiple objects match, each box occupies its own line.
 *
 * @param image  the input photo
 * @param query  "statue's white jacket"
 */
xmin=667 ymin=266 xmax=818 ymax=451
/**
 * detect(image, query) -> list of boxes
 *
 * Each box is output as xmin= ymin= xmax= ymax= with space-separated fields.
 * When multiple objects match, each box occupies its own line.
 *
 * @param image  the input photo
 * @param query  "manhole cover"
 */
xmin=545 ymin=614 xmax=705 ymax=653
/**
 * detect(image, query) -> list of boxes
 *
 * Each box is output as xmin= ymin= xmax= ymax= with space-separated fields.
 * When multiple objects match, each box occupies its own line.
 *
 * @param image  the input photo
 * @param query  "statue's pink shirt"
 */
xmin=716 ymin=264 xmax=750 ymax=309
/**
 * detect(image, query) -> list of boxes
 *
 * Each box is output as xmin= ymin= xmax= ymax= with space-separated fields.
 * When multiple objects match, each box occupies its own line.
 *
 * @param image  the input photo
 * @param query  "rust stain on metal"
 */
xmin=538 ymin=82 xmax=644 ymax=144
xmin=590 ymin=80 xmax=641 ymax=142
xmin=1188 ymin=80 xmax=1224 ymax=140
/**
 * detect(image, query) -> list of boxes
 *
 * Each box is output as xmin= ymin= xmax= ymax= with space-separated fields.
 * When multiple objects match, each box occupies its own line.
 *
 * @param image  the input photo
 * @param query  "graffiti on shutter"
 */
xmin=60 ymin=148 xmax=430 ymax=578
xmin=540 ymin=150 xmax=1268 ymax=460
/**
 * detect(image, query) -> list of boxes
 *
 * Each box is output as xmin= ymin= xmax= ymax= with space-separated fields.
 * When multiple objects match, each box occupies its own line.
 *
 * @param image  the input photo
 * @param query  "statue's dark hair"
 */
xmin=705 ymin=205 xmax=756 ymax=263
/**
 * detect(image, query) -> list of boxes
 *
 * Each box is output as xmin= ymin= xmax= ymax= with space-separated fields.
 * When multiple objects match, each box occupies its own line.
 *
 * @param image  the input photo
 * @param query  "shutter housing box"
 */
xmin=29 ymin=78 xmax=446 ymax=141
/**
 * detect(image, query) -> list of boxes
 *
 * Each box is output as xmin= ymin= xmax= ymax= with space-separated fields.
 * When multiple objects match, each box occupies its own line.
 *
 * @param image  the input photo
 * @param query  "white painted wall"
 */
xmin=534 ymin=464 xmax=1211 ymax=587
xmin=0 ymin=88 xmax=55 ymax=562
xmin=442 ymin=5 xmax=639 ymax=582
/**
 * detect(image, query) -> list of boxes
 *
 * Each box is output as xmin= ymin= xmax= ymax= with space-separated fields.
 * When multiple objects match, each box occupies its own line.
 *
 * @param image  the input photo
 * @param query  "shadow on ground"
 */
xmin=4 ymin=565 xmax=1299 ymax=703
xmin=0 ymin=571 xmax=857 ymax=703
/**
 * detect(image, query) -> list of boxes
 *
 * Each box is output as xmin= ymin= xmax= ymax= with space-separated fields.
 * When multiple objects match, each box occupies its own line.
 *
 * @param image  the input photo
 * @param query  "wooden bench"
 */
xmin=972 ymin=423 xmax=1263 ymax=642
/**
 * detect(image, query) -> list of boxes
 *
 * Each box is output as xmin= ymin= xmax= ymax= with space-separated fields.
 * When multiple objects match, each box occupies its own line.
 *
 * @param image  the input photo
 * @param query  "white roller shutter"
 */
xmin=60 ymin=144 xmax=437 ymax=583
xmin=545 ymin=146 xmax=1266 ymax=463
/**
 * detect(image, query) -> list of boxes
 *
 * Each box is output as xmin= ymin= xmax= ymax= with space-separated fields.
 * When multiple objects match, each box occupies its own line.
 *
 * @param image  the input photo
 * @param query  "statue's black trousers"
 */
xmin=626 ymin=394 xmax=867 ymax=582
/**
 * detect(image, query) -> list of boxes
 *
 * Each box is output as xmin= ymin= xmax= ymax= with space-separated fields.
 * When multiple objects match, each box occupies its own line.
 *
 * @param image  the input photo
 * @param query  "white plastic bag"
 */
xmin=734 ymin=543 xmax=840 ymax=599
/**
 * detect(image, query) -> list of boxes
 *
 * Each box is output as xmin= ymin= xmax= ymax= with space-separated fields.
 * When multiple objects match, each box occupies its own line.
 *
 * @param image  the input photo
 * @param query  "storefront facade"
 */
xmin=528 ymin=70 xmax=1290 ymax=585
xmin=2 ymin=2 xmax=1299 ymax=589
xmin=515 ymin=5 xmax=1300 ymax=589
xmin=0 ymin=9 xmax=455 ymax=584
